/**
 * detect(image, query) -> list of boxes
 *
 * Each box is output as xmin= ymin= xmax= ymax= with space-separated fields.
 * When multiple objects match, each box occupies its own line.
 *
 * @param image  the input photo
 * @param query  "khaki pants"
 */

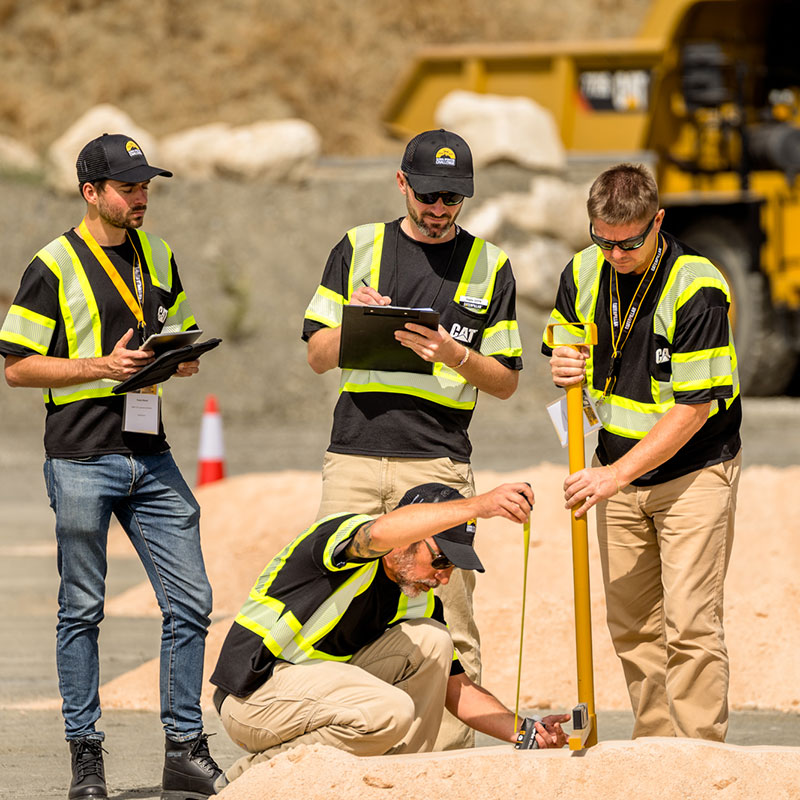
xmin=219 ymin=619 xmax=453 ymax=781
xmin=595 ymin=451 xmax=741 ymax=741
xmin=317 ymin=452 xmax=478 ymax=750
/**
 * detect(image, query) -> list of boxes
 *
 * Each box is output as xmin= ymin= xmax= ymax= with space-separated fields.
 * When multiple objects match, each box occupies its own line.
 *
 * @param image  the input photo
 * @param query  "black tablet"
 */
xmin=140 ymin=329 xmax=202 ymax=354
xmin=112 ymin=338 xmax=222 ymax=394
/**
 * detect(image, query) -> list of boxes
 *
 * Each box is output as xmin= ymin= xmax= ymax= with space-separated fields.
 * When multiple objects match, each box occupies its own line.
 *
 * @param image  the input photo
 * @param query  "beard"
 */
xmin=405 ymin=196 xmax=460 ymax=240
xmin=97 ymin=194 xmax=146 ymax=230
xmin=391 ymin=546 xmax=440 ymax=598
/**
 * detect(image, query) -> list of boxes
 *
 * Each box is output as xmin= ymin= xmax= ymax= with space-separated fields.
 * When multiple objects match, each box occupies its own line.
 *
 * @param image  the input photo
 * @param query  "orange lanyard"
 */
xmin=78 ymin=219 xmax=146 ymax=333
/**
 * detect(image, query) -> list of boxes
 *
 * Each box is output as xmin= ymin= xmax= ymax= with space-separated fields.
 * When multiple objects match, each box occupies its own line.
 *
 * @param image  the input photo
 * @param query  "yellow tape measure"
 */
xmin=514 ymin=517 xmax=530 ymax=733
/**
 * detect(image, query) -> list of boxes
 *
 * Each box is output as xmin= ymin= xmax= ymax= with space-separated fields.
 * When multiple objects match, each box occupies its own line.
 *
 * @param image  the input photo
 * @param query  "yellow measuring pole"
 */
xmin=546 ymin=322 xmax=598 ymax=750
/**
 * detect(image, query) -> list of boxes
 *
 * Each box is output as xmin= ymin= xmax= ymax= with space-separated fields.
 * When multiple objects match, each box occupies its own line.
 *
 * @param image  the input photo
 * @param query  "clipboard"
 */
xmin=338 ymin=305 xmax=439 ymax=374
xmin=111 ymin=338 xmax=222 ymax=394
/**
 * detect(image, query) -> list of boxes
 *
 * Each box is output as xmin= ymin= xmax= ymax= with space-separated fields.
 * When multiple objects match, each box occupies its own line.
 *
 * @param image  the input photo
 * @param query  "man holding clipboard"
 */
xmin=0 ymin=134 xmax=225 ymax=799
xmin=303 ymin=129 xmax=523 ymax=751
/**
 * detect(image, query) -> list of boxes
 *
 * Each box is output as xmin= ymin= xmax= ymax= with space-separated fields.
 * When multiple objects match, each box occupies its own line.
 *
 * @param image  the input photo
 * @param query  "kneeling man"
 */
xmin=211 ymin=482 xmax=567 ymax=781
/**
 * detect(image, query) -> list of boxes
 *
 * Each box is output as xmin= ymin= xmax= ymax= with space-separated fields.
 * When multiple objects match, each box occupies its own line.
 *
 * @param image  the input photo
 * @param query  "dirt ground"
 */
xmin=3 ymin=454 xmax=800 ymax=799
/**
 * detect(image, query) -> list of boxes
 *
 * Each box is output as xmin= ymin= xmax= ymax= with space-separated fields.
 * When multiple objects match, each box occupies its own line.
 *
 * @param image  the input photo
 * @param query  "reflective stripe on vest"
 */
xmin=35 ymin=231 xmax=178 ymax=405
xmin=348 ymin=223 xmax=385 ymax=297
xmin=138 ymin=230 xmax=197 ymax=334
xmin=234 ymin=514 xmax=437 ymax=664
xmin=338 ymin=224 xmax=510 ymax=410
xmin=545 ymin=245 xmax=739 ymax=439
xmin=0 ymin=304 xmax=56 ymax=355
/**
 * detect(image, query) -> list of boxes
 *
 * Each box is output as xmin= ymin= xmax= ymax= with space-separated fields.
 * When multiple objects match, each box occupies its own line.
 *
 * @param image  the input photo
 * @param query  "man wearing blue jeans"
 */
xmin=0 ymin=134 xmax=225 ymax=800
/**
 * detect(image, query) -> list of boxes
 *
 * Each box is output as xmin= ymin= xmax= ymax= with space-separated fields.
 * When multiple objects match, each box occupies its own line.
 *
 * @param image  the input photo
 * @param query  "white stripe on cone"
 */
xmin=197 ymin=394 xmax=225 ymax=485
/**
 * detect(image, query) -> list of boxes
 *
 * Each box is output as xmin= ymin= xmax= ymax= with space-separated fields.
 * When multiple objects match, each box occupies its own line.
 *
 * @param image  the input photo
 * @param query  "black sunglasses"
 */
xmin=422 ymin=539 xmax=454 ymax=570
xmin=412 ymin=189 xmax=465 ymax=206
xmin=590 ymin=215 xmax=656 ymax=251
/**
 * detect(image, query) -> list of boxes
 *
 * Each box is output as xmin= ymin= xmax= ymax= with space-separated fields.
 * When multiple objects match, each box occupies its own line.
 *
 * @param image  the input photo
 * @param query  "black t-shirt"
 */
xmin=0 ymin=229 xmax=193 ymax=457
xmin=211 ymin=513 xmax=461 ymax=697
xmin=303 ymin=220 xmax=523 ymax=462
xmin=543 ymin=232 xmax=741 ymax=485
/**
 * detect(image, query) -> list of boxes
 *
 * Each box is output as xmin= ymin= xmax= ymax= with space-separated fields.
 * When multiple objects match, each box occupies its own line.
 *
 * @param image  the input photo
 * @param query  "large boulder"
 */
xmin=506 ymin=235 xmax=575 ymax=308
xmin=160 ymin=119 xmax=321 ymax=182
xmin=46 ymin=104 xmax=160 ymax=195
xmin=159 ymin=123 xmax=234 ymax=179
xmin=459 ymin=196 xmax=508 ymax=241
xmin=459 ymin=176 xmax=589 ymax=307
xmin=213 ymin=119 xmax=321 ymax=182
xmin=504 ymin=176 xmax=592 ymax=250
xmin=0 ymin=133 xmax=40 ymax=175
xmin=435 ymin=90 xmax=566 ymax=172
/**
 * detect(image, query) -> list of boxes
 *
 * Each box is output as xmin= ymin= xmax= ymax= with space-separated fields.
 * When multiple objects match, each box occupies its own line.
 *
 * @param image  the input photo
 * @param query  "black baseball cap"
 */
xmin=400 ymin=129 xmax=474 ymax=197
xmin=395 ymin=483 xmax=484 ymax=572
xmin=76 ymin=133 xmax=173 ymax=186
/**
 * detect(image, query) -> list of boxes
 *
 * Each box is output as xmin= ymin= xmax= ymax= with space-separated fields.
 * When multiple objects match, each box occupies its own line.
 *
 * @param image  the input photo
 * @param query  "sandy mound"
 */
xmin=100 ymin=464 xmax=800 ymax=714
xmin=213 ymin=740 xmax=800 ymax=800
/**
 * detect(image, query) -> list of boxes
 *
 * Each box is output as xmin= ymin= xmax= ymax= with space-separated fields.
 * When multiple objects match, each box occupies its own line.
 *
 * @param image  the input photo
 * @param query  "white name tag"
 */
xmin=123 ymin=387 xmax=160 ymax=435
xmin=458 ymin=295 xmax=488 ymax=311
xmin=546 ymin=387 xmax=603 ymax=447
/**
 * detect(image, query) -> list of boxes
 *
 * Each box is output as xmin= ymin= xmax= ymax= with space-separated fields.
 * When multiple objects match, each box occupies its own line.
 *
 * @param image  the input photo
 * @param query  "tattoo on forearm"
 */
xmin=346 ymin=520 xmax=391 ymax=559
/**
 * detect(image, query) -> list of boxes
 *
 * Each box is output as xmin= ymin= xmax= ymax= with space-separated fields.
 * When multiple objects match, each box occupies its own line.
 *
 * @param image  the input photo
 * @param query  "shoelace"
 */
xmin=73 ymin=740 xmax=106 ymax=781
xmin=188 ymin=733 xmax=221 ymax=774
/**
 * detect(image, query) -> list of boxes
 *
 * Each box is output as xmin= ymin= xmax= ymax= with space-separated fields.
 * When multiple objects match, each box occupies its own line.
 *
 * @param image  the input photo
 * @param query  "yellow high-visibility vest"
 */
xmin=545 ymin=244 xmax=740 ymax=439
xmin=305 ymin=222 xmax=522 ymax=410
xmin=234 ymin=514 xmax=438 ymax=664
xmin=0 ymin=231 xmax=195 ymax=405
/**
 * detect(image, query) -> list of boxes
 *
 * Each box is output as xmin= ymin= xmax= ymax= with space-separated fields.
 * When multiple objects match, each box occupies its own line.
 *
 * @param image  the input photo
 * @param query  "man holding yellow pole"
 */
xmin=542 ymin=164 xmax=741 ymax=742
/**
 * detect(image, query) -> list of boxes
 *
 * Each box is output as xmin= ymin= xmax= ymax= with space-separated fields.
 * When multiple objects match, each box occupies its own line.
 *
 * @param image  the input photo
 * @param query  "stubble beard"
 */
xmin=97 ymin=195 xmax=146 ymax=230
xmin=391 ymin=546 xmax=439 ymax=598
xmin=406 ymin=198 xmax=459 ymax=240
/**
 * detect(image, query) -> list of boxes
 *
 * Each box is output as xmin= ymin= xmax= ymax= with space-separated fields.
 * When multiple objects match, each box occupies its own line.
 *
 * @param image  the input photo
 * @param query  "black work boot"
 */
xmin=161 ymin=733 xmax=228 ymax=800
xmin=68 ymin=738 xmax=107 ymax=799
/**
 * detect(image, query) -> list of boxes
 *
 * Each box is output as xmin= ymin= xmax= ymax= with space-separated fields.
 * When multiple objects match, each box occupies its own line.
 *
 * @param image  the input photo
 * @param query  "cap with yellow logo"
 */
xmin=401 ymin=129 xmax=474 ymax=197
xmin=76 ymin=133 xmax=173 ymax=187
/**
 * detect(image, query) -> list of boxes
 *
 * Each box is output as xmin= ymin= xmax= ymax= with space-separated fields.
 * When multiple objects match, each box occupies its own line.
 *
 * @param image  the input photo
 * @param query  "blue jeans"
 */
xmin=44 ymin=452 xmax=212 ymax=742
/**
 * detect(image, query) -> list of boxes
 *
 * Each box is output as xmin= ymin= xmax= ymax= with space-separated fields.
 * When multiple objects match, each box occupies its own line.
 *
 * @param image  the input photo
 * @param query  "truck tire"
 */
xmin=679 ymin=218 xmax=798 ymax=396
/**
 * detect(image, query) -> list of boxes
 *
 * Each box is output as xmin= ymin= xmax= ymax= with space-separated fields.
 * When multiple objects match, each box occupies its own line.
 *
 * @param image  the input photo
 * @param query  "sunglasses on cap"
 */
xmin=590 ymin=214 xmax=656 ymax=251
xmin=412 ymin=189 xmax=465 ymax=206
xmin=422 ymin=539 xmax=454 ymax=570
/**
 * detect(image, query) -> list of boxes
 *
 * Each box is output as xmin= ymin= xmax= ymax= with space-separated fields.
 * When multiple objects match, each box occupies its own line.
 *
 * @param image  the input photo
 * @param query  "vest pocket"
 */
xmin=440 ymin=301 xmax=487 ymax=351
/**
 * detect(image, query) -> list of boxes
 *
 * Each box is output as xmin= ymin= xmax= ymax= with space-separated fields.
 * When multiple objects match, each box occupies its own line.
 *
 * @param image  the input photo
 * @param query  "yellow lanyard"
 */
xmin=602 ymin=235 xmax=664 ymax=398
xmin=78 ymin=219 xmax=146 ymax=333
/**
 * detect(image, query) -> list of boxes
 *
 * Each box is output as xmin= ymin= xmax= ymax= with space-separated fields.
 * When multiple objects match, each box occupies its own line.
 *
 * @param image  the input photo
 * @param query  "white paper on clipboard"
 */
xmin=546 ymin=387 xmax=604 ymax=447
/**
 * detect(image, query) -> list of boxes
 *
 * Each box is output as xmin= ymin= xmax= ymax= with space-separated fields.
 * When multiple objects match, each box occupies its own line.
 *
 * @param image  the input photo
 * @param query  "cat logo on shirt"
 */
xmin=655 ymin=347 xmax=671 ymax=365
xmin=450 ymin=323 xmax=477 ymax=343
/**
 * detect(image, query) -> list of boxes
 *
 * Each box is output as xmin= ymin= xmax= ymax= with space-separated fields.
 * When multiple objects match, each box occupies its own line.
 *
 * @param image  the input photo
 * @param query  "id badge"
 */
xmin=546 ymin=386 xmax=603 ymax=448
xmin=123 ymin=385 xmax=160 ymax=435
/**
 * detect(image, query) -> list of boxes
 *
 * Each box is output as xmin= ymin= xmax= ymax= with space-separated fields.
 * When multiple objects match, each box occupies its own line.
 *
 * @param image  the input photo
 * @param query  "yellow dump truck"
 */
xmin=383 ymin=0 xmax=800 ymax=395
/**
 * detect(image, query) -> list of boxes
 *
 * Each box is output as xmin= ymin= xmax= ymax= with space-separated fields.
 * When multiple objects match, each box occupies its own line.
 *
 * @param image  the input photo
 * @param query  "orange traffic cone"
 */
xmin=197 ymin=394 xmax=225 ymax=486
